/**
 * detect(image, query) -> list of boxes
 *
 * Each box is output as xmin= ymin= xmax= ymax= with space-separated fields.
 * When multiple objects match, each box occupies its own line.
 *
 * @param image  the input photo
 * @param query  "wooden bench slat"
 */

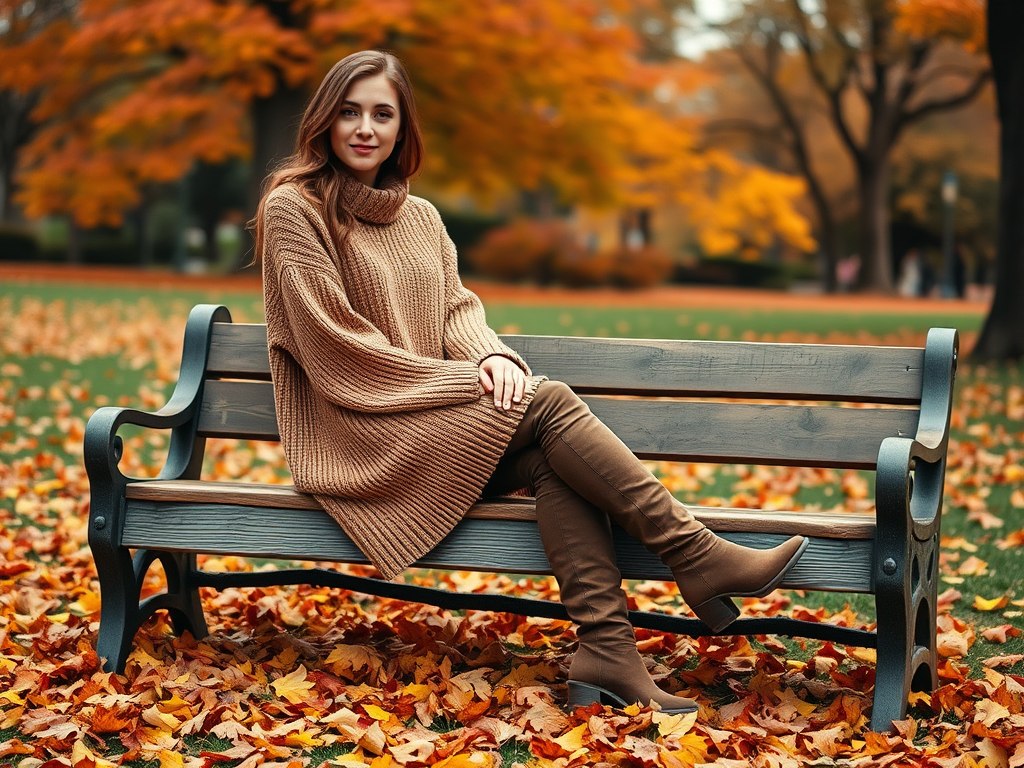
xmin=197 ymin=380 xmax=919 ymax=469
xmin=206 ymin=324 xmax=926 ymax=403
xmin=127 ymin=480 xmax=877 ymax=540
xmin=122 ymin=499 xmax=875 ymax=592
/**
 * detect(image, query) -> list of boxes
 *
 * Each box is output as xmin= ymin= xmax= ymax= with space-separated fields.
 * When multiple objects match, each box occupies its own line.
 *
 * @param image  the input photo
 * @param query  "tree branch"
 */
xmin=788 ymin=0 xmax=862 ymax=163
xmin=899 ymin=68 xmax=992 ymax=128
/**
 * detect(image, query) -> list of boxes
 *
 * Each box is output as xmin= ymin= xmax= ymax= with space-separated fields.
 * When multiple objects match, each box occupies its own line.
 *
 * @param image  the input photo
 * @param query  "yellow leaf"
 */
xmin=72 ymin=739 xmax=119 ymax=768
xmin=158 ymin=750 xmax=185 ymax=768
xmin=401 ymin=683 xmax=431 ymax=701
xmin=974 ymin=595 xmax=1010 ymax=611
xmin=69 ymin=590 xmax=102 ymax=616
xmin=553 ymin=723 xmax=588 ymax=752
xmin=907 ymin=691 xmax=931 ymax=707
xmin=272 ymin=665 xmax=315 ymax=704
xmin=654 ymin=709 xmax=698 ymax=739
xmin=142 ymin=705 xmax=182 ymax=732
xmin=284 ymin=729 xmax=324 ymax=748
xmin=362 ymin=704 xmax=391 ymax=721
xmin=666 ymin=732 xmax=710 ymax=764
xmin=0 ymin=690 xmax=25 ymax=705
xmin=33 ymin=479 xmax=64 ymax=495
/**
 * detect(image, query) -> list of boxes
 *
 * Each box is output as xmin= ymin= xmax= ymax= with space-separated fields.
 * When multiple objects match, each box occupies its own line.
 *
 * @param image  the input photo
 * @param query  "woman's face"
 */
xmin=330 ymin=73 xmax=403 ymax=187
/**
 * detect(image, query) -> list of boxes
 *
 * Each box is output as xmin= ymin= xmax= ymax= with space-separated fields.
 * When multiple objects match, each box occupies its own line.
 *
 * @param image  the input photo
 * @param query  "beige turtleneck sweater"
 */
xmin=261 ymin=174 xmax=544 ymax=579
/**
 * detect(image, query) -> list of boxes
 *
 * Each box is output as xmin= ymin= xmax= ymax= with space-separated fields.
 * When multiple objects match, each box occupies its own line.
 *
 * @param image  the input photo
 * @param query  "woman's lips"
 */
xmin=351 ymin=145 xmax=377 ymax=155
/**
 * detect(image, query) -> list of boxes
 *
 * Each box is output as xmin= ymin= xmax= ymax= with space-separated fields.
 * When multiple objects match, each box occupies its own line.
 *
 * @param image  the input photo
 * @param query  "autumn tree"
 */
xmin=695 ymin=0 xmax=989 ymax=292
xmin=972 ymin=0 xmax=1024 ymax=360
xmin=0 ymin=0 xmax=75 ymax=222
xmin=0 ymin=0 xmax=816 ymax=266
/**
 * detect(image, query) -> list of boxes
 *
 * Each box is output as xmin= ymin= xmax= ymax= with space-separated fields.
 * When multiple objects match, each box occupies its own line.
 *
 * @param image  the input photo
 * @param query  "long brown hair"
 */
xmin=251 ymin=50 xmax=424 ymax=265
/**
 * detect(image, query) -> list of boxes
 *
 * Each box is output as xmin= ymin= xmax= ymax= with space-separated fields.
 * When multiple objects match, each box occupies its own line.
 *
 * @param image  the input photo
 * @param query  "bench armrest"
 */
xmin=84 ymin=304 xmax=233 ymax=489
xmin=875 ymin=327 xmax=958 ymax=542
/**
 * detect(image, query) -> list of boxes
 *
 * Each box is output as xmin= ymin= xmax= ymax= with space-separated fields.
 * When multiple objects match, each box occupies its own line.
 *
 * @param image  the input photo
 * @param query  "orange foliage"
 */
xmin=0 ymin=0 xmax=815 ymax=255
xmin=0 ymin=0 xmax=312 ymax=226
xmin=894 ymin=0 xmax=987 ymax=52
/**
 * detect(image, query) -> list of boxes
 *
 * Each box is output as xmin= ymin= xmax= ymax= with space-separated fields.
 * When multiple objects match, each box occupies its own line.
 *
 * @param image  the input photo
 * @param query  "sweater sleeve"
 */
xmin=438 ymin=221 xmax=532 ymax=374
xmin=265 ymin=194 xmax=483 ymax=414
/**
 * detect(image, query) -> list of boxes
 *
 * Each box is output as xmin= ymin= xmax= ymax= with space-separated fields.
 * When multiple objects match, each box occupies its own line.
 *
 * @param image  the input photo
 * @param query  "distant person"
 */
xmin=252 ymin=50 xmax=807 ymax=713
xmin=898 ymin=249 xmax=922 ymax=298
xmin=836 ymin=254 xmax=861 ymax=292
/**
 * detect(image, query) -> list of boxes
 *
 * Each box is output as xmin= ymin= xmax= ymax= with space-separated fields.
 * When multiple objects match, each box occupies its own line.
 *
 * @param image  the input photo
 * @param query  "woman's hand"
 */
xmin=479 ymin=355 xmax=526 ymax=411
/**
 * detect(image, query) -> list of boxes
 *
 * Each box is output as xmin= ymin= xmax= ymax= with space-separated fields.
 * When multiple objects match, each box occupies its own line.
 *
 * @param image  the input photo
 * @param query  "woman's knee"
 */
xmin=529 ymin=380 xmax=589 ymax=437
xmin=533 ymin=379 xmax=584 ymax=414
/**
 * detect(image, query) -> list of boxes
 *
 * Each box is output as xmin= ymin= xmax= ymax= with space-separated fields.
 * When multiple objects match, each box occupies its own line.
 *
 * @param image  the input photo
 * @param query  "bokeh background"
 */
xmin=0 ymin=0 xmax=1003 ymax=303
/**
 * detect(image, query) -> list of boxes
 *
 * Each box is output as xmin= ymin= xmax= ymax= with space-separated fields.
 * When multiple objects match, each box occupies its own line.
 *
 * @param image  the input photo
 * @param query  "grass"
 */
xmin=2 ymin=277 xmax=1021 ymax=684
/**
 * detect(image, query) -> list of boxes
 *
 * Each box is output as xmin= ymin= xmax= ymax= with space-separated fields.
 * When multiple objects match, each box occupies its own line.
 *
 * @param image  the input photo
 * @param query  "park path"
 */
xmin=1 ymin=262 xmax=991 ymax=315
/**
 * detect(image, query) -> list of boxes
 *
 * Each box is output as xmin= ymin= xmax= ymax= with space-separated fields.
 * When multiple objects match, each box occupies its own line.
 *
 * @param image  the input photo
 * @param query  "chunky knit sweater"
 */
xmin=261 ymin=173 xmax=543 ymax=580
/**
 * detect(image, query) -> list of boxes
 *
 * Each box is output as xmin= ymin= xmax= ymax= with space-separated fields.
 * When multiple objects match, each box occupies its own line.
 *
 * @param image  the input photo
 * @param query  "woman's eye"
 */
xmin=375 ymin=111 xmax=393 ymax=121
xmin=341 ymin=108 xmax=358 ymax=117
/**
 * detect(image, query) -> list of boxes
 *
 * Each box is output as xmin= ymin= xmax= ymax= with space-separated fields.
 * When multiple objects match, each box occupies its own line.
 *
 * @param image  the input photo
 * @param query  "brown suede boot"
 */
xmin=516 ymin=448 xmax=698 ymax=713
xmin=527 ymin=382 xmax=808 ymax=633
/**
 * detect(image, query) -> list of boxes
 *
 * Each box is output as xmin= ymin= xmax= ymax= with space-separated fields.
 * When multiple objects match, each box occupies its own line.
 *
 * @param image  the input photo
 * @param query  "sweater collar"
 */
xmin=341 ymin=171 xmax=408 ymax=225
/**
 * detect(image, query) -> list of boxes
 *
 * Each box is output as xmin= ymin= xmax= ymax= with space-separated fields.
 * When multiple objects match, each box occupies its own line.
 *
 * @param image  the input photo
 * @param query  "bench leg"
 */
xmin=134 ymin=550 xmax=209 ymax=641
xmin=94 ymin=546 xmax=144 ymax=674
xmin=95 ymin=547 xmax=208 ymax=673
xmin=871 ymin=533 xmax=939 ymax=732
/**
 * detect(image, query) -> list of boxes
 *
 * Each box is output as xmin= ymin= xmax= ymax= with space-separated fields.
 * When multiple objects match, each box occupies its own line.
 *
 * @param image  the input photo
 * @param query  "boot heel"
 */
xmin=691 ymin=596 xmax=740 ymax=633
xmin=567 ymin=680 xmax=629 ymax=709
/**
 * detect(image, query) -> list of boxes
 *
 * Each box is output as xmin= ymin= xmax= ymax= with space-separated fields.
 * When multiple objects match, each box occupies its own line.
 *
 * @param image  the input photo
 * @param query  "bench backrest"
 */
xmin=191 ymin=309 xmax=954 ymax=472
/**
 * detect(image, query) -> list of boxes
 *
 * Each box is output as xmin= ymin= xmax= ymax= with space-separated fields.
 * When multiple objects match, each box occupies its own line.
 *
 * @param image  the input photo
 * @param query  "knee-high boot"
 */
xmin=516 ymin=448 xmax=698 ymax=713
xmin=526 ymin=382 xmax=809 ymax=633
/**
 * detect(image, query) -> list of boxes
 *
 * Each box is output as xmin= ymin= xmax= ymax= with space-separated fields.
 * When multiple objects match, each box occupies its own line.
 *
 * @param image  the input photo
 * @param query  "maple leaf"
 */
xmin=271 ymin=664 xmax=315 ymax=704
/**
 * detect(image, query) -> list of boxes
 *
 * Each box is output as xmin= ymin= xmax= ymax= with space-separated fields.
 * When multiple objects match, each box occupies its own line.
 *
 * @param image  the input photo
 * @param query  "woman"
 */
xmin=255 ymin=50 xmax=808 ymax=714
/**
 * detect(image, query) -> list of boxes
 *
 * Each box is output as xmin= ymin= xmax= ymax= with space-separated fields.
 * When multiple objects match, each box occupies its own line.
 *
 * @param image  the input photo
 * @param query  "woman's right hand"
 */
xmin=479 ymin=355 xmax=526 ymax=411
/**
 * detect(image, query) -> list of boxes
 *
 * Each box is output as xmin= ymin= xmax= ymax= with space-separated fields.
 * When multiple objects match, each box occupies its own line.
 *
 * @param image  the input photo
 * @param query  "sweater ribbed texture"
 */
xmin=261 ymin=174 xmax=543 ymax=579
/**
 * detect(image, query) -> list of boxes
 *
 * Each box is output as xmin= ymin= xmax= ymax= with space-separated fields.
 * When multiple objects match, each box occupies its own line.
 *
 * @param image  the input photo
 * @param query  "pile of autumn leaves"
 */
xmin=1 ymin=297 xmax=1024 ymax=768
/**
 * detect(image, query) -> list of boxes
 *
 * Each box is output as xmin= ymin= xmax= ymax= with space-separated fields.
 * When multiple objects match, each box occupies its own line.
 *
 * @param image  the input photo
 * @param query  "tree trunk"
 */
xmin=819 ymin=217 xmax=841 ymax=294
xmin=202 ymin=217 xmax=219 ymax=265
xmin=857 ymin=156 xmax=894 ymax=293
xmin=241 ymin=86 xmax=308 ymax=270
xmin=66 ymin=219 xmax=82 ymax=264
xmin=972 ymin=0 xmax=1024 ymax=360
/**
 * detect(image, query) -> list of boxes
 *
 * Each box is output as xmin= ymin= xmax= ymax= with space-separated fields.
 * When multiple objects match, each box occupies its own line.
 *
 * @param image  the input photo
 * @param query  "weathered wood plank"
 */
xmin=206 ymin=324 xmax=926 ymax=403
xmin=122 ymin=500 xmax=874 ymax=592
xmin=197 ymin=380 xmax=919 ymax=468
xmin=128 ymin=480 xmax=878 ymax=540
xmin=504 ymin=336 xmax=926 ymax=403
xmin=207 ymin=323 xmax=272 ymax=380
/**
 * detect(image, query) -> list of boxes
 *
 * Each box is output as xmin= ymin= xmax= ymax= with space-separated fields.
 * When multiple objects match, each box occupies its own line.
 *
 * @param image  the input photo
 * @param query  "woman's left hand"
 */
xmin=479 ymin=355 xmax=526 ymax=411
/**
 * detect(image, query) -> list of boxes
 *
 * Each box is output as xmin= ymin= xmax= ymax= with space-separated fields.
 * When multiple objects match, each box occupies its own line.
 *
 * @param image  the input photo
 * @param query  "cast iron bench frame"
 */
xmin=85 ymin=304 xmax=958 ymax=732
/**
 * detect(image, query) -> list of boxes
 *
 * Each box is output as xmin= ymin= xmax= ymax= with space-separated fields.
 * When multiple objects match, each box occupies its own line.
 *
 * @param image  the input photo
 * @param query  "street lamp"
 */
xmin=941 ymin=171 xmax=959 ymax=298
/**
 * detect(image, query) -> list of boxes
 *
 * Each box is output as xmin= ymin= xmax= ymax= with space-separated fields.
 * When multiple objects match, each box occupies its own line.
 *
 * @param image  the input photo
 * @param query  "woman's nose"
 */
xmin=357 ymin=117 xmax=374 ymax=136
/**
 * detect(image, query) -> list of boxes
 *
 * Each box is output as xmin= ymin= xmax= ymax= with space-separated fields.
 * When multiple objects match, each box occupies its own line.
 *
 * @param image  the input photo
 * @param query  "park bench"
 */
xmin=85 ymin=303 xmax=958 ymax=733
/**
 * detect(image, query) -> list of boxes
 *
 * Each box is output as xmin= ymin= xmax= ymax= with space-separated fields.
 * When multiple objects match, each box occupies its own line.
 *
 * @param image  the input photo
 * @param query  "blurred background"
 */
xmin=0 ymin=0 xmax=997 ymax=300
